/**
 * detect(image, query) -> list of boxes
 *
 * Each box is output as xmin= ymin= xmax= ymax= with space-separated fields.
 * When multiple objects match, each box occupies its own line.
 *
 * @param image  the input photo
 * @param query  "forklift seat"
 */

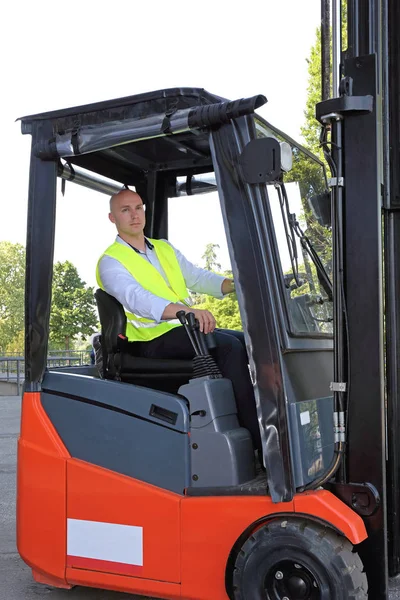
xmin=94 ymin=289 xmax=193 ymax=389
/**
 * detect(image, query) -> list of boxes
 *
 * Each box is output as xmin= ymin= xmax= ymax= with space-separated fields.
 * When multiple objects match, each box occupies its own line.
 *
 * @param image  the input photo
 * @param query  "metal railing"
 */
xmin=1 ymin=349 xmax=91 ymax=362
xmin=0 ymin=351 xmax=92 ymax=396
xmin=0 ymin=357 xmax=23 ymax=395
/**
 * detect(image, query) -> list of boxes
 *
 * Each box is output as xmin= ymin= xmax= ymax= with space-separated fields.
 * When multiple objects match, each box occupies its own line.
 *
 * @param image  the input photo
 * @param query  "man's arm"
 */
xmin=99 ymin=256 xmax=217 ymax=332
xmin=99 ymin=256 xmax=174 ymax=322
xmin=161 ymin=303 xmax=216 ymax=333
xmin=169 ymin=243 xmax=235 ymax=297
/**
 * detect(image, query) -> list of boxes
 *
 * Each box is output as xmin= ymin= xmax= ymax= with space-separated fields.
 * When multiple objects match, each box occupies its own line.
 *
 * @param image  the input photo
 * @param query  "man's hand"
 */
xmin=222 ymin=278 xmax=235 ymax=295
xmin=190 ymin=308 xmax=216 ymax=334
xmin=162 ymin=303 xmax=216 ymax=333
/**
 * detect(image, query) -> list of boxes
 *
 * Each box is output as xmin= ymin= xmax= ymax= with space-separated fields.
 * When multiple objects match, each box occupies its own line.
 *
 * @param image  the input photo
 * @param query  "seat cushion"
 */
xmin=114 ymin=353 xmax=193 ymax=374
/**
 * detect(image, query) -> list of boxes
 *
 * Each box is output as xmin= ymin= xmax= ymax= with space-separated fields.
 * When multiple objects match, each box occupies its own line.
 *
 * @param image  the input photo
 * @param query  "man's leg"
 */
xmin=135 ymin=326 xmax=197 ymax=360
xmin=136 ymin=326 xmax=261 ymax=453
xmin=216 ymin=328 xmax=246 ymax=348
xmin=210 ymin=330 xmax=261 ymax=453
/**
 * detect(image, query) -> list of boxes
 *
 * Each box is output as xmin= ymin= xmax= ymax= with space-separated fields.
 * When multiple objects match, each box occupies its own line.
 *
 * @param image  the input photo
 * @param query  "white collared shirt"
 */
xmin=98 ymin=236 xmax=226 ymax=322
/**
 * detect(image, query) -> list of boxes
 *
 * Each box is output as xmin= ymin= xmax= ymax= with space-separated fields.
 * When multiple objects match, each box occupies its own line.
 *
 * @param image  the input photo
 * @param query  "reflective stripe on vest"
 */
xmin=96 ymin=239 xmax=190 ymax=342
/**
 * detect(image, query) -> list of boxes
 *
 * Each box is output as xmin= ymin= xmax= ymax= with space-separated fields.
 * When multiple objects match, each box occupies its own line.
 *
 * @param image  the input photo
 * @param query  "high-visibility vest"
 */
xmin=96 ymin=239 xmax=190 ymax=342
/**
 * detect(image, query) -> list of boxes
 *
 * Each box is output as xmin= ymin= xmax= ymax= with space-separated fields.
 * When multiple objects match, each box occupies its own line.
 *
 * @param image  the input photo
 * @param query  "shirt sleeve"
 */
xmin=98 ymin=256 xmax=177 ymax=323
xmin=167 ymin=243 xmax=226 ymax=299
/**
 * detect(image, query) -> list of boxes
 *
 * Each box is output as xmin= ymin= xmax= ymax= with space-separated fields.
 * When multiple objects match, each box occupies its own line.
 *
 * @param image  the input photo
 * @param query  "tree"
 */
xmin=0 ymin=243 xmax=97 ymax=353
xmin=5 ymin=330 xmax=25 ymax=354
xmin=50 ymin=261 xmax=97 ymax=350
xmin=278 ymin=8 xmax=350 ymax=331
xmin=194 ymin=245 xmax=242 ymax=330
xmin=0 ymin=242 xmax=25 ymax=353
xmin=202 ymin=243 xmax=221 ymax=272
xmin=301 ymin=27 xmax=324 ymax=157
xmin=282 ymin=15 xmax=347 ymax=289
xmin=301 ymin=0 xmax=347 ymax=157
xmin=196 ymin=285 xmax=242 ymax=331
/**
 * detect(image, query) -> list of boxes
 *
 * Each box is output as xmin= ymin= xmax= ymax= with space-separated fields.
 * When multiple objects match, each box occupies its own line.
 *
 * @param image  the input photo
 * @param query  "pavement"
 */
xmin=2 ymin=394 xmax=400 ymax=599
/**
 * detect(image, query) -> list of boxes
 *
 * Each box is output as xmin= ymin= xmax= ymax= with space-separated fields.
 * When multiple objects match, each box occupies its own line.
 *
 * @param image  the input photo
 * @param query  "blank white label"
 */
xmin=300 ymin=411 xmax=311 ymax=426
xmin=67 ymin=519 xmax=143 ymax=566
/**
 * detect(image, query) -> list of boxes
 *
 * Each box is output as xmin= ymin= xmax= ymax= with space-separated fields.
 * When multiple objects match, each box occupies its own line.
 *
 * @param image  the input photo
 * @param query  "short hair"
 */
xmin=109 ymin=187 xmax=142 ymax=212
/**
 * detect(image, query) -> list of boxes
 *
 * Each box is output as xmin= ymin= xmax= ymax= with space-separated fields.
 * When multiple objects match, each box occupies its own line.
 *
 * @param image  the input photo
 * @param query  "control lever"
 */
xmin=186 ymin=312 xmax=209 ymax=356
xmin=176 ymin=310 xmax=201 ymax=356
xmin=176 ymin=310 xmax=222 ymax=379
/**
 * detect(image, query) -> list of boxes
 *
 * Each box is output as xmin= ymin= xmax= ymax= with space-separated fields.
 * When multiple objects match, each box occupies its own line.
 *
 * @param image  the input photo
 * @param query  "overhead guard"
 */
xmin=31 ymin=95 xmax=267 ymax=160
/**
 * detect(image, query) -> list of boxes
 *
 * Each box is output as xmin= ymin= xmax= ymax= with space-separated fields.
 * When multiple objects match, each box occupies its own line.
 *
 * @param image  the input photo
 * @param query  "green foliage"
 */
xmin=198 ymin=295 xmax=242 ymax=330
xmin=285 ymin=158 xmax=333 ymax=273
xmin=49 ymin=261 xmax=98 ymax=350
xmin=202 ymin=243 xmax=221 ymax=272
xmin=197 ymin=12 xmax=350 ymax=333
xmin=194 ymin=243 xmax=242 ymax=330
xmin=0 ymin=243 xmax=98 ymax=353
xmin=301 ymin=1 xmax=347 ymax=157
xmin=5 ymin=330 xmax=25 ymax=354
xmin=301 ymin=27 xmax=323 ymax=157
xmin=0 ymin=242 xmax=25 ymax=353
xmin=196 ymin=270 xmax=242 ymax=331
xmin=283 ymin=17 xmax=338 ymax=286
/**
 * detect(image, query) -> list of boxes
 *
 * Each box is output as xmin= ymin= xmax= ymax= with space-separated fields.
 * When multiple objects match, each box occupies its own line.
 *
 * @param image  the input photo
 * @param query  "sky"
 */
xmin=1 ymin=0 xmax=322 ymax=288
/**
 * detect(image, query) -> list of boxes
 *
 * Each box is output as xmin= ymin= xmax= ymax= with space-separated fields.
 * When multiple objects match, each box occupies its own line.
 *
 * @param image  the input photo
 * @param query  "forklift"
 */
xmin=16 ymin=0 xmax=400 ymax=598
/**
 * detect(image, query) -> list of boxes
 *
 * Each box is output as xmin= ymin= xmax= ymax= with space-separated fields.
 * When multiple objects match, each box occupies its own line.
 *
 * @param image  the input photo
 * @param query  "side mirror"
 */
xmin=309 ymin=191 xmax=331 ymax=228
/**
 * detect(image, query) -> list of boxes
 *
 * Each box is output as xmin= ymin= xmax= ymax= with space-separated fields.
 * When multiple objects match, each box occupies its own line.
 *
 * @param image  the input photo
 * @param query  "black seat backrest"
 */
xmin=95 ymin=288 xmax=127 ymax=355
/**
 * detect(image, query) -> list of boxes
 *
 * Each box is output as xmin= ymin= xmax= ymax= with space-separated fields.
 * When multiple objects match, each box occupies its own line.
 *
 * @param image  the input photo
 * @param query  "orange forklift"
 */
xmin=16 ymin=1 xmax=400 ymax=598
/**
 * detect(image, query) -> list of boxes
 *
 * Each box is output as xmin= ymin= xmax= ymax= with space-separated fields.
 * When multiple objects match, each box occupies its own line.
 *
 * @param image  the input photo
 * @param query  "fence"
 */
xmin=0 ymin=351 xmax=92 ymax=396
xmin=1 ymin=350 xmax=91 ymax=362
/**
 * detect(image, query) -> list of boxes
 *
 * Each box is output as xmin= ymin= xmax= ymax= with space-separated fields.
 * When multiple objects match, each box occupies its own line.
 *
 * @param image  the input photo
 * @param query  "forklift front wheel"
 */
xmin=231 ymin=518 xmax=368 ymax=599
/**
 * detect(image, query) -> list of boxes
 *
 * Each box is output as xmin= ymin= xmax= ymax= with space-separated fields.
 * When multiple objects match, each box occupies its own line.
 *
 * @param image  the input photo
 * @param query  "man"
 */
xmin=97 ymin=188 xmax=261 ymax=452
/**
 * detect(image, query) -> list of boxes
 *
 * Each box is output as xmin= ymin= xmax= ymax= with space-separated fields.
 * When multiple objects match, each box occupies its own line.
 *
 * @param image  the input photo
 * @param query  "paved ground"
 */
xmin=2 ymin=394 xmax=400 ymax=599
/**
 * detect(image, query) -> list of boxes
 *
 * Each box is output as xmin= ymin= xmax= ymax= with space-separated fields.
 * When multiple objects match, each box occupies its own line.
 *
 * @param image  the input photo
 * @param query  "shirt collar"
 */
xmin=116 ymin=235 xmax=154 ymax=253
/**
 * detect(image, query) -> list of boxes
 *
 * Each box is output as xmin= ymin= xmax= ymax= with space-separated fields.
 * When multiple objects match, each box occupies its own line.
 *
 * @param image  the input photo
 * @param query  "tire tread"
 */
xmin=231 ymin=518 xmax=368 ymax=600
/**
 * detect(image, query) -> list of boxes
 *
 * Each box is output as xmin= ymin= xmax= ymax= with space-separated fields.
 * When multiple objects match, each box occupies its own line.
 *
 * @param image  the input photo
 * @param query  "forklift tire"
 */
xmin=231 ymin=518 xmax=368 ymax=600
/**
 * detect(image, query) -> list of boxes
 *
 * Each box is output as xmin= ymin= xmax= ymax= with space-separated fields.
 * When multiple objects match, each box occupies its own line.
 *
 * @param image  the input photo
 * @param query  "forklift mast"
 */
xmin=384 ymin=0 xmax=400 ymax=579
xmin=320 ymin=0 xmax=400 ymax=595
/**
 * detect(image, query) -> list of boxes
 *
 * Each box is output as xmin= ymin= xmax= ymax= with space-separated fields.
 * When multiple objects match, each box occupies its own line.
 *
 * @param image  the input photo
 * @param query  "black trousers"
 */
xmin=135 ymin=326 xmax=261 ymax=452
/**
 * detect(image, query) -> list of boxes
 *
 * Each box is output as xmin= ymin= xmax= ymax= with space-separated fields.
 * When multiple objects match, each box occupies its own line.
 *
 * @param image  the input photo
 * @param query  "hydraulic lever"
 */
xmin=176 ymin=310 xmax=201 ymax=356
xmin=186 ymin=312 xmax=210 ymax=356
xmin=175 ymin=310 xmax=222 ymax=379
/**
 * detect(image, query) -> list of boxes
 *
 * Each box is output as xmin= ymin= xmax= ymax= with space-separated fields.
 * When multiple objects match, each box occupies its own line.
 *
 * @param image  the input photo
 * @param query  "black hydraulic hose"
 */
xmin=298 ymin=443 xmax=345 ymax=492
xmin=283 ymin=185 xmax=331 ymax=294
xmin=299 ymin=117 xmax=347 ymax=492
xmin=279 ymin=183 xmax=333 ymax=299
xmin=277 ymin=185 xmax=302 ymax=287
xmin=294 ymin=222 xmax=333 ymax=301
xmin=319 ymin=124 xmax=337 ymax=178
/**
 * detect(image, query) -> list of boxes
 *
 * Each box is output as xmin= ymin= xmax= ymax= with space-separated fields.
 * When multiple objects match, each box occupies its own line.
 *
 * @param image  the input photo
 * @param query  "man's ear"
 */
xmin=109 ymin=212 xmax=116 ymax=224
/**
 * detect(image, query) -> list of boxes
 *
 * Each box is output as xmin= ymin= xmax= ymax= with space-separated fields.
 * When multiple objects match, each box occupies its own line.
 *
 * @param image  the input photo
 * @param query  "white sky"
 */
xmin=1 ymin=0 xmax=321 ymax=288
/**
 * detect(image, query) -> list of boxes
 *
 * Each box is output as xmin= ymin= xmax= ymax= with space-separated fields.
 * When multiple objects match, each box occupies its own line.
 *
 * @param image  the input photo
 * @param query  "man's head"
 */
xmin=109 ymin=189 xmax=146 ymax=240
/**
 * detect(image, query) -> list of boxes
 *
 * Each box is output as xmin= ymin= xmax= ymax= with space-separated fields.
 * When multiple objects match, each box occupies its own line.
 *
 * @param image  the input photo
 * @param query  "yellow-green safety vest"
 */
xmin=96 ymin=239 xmax=190 ymax=342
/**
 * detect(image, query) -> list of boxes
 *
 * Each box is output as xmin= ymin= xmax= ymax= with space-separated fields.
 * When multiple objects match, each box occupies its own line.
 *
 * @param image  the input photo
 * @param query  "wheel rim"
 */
xmin=264 ymin=560 xmax=320 ymax=599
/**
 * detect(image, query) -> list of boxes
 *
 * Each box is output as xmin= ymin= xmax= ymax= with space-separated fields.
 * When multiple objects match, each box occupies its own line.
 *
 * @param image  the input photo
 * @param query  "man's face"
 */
xmin=109 ymin=191 xmax=146 ymax=237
